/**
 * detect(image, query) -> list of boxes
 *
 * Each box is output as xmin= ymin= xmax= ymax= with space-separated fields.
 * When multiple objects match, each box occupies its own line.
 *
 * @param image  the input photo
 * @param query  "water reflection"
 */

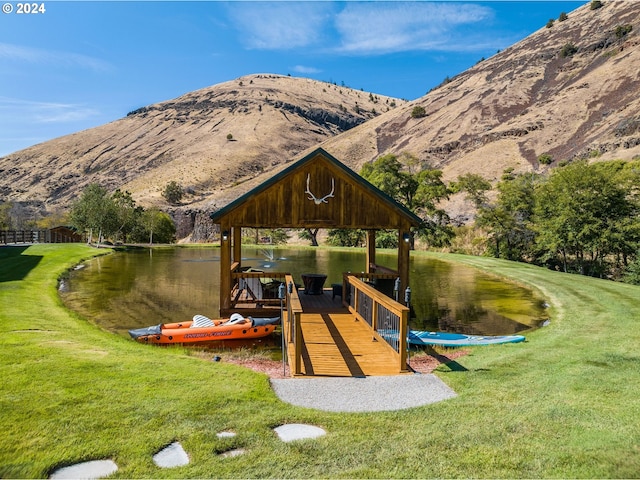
xmin=60 ymin=247 xmax=547 ymax=338
xmin=408 ymin=258 xmax=542 ymax=335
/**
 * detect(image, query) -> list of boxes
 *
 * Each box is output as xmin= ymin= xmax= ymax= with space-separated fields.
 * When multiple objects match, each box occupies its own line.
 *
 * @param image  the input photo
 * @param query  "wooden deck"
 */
xmin=286 ymin=289 xmax=407 ymax=377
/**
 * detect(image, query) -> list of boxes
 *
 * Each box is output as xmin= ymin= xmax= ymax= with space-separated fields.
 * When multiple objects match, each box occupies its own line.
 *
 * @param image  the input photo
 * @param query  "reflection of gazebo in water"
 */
xmin=209 ymin=148 xmax=421 ymax=377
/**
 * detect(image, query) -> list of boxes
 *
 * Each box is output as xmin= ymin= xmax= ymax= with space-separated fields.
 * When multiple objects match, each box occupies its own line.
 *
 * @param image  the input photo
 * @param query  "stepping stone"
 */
xmin=219 ymin=448 xmax=246 ymax=458
xmin=153 ymin=442 xmax=189 ymax=468
xmin=216 ymin=431 xmax=237 ymax=438
xmin=273 ymin=424 xmax=326 ymax=442
xmin=49 ymin=460 xmax=118 ymax=479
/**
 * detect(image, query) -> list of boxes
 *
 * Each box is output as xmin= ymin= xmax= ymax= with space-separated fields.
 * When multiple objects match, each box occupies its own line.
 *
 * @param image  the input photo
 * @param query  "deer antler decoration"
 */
xmin=305 ymin=174 xmax=335 ymax=205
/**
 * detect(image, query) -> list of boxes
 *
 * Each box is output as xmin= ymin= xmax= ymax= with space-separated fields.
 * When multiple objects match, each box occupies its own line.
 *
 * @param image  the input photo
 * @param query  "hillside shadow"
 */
xmin=0 ymin=246 xmax=43 ymax=282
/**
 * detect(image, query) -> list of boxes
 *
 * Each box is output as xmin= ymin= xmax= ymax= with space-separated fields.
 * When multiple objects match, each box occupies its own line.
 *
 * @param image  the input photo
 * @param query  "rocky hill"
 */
xmin=0 ymin=74 xmax=404 ymax=211
xmin=322 ymin=0 xmax=640 ymax=181
xmin=1 ymin=1 xmax=639 ymax=236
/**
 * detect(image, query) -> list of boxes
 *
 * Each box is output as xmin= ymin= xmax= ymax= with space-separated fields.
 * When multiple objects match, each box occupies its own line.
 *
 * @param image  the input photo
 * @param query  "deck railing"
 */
xmin=344 ymin=274 xmax=409 ymax=372
xmin=344 ymin=271 xmax=399 ymax=301
xmin=230 ymin=264 xmax=288 ymax=307
xmin=284 ymin=274 xmax=303 ymax=375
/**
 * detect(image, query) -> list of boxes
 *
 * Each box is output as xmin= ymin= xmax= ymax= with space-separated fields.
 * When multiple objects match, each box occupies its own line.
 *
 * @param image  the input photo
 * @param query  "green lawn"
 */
xmin=1 ymin=244 xmax=639 ymax=478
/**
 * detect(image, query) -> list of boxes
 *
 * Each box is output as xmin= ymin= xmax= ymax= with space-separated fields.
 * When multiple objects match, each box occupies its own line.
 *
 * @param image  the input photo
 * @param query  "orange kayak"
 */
xmin=129 ymin=314 xmax=280 ymax=345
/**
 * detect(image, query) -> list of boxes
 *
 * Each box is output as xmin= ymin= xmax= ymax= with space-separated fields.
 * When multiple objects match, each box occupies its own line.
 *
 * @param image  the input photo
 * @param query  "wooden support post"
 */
xmin=220 ymin=222 xmax=232 ymax=315
xmin=366 ymin=230 xmax=376 ymax=274
xmin=233 ymin=227 xmax=242 ymax=264
xmin=294 ymin=312 xmax=302 ymax=375
xmin=398 ymin=227 xmax=410 ymax=300
xmin=399 ymin=308 xmax=409 ymax=372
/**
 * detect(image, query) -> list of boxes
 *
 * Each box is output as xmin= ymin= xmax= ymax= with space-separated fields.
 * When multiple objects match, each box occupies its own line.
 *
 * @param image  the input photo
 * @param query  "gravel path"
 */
xmin=271 ymin=373 xmax=457 ymax=412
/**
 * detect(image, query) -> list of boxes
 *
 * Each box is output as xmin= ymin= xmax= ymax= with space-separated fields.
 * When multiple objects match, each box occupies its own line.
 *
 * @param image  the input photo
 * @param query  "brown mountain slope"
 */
xmin=0 ymin=74 xmax=404 ymax=209
xmin=322 ymin=0 xmax=640 ymax=183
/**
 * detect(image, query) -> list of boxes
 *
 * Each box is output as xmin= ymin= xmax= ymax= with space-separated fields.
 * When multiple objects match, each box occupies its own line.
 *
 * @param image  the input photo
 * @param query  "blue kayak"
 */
xmin=408 ymin=330 xmax=525 ymax=347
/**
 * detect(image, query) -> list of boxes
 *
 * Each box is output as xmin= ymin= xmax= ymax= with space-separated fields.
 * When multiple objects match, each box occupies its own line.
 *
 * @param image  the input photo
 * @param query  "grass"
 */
xmin=1 ymin=244 xmax=639 ymax=478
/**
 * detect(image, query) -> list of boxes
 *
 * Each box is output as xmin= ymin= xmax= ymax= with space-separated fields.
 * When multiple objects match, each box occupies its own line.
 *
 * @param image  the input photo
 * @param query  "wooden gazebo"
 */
xmin=210 ymin=147 xmax=421 ymax=317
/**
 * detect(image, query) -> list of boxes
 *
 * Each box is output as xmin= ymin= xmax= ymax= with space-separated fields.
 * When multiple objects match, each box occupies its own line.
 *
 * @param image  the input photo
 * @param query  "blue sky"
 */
xmin=0 ymin=1 xmax=583 ymax=157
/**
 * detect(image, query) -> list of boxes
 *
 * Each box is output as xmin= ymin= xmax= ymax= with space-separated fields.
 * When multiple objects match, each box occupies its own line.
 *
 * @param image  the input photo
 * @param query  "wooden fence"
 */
xmin=0 ymin=229 xmax=83 ymax=245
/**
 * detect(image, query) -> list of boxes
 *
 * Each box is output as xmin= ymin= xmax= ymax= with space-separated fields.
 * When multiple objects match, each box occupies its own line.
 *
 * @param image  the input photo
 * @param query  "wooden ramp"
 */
xmin=286 ymin=290 xmax=406 ymax=377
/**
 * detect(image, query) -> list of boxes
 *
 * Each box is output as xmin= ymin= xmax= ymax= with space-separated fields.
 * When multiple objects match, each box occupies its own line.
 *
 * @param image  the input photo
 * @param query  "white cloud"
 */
xmin=225 ymin=2 xmax=500 ymax=56
xmin=0 ymin=97 xmax=99 ymax=124
xmin=0 ymin=43 xmax=112 ymax=72
xmin=292 ymin=65 xmax=322 ymax=74
xmin=226 ymin=2 xmax=333 ymax=50
xmin=334 ymin=3 xmax=496 ymax=54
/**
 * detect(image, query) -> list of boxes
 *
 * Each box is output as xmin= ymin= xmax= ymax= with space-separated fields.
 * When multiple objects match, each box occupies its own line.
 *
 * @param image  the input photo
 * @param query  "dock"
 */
xmin=282 ymin=276 xmax=409 ymax=377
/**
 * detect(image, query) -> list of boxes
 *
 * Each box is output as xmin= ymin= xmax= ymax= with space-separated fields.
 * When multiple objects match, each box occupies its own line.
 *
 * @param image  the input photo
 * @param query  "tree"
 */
xmin=140 ymin=208 xmax=175 ymax=244
xmin=327 ymin=229 xmax=365 ymax=247
xmin=454 ymin=173 xmax=492 ymax=209
xmin=361 ymin=153 xmax=452 ymax=248
xmin=111 ymin=189 xmax=140 ymax=243
xmin=0 ymin=202 xmax=12 ymax=230
xmin=590 ymin=160 xmax=640 ymax=270
xmin=623 ymin=253 xmax=640 ymax=285
xmin=299 ymin=228 xmax=320 ymax=246
xmin=3 ymin=202 xmax=36 ymax=230
xmin=69 ymin=184 xmax=118 ymax=244
xmin=477 ymin=172 xmax=537 ymax=261
xmin=558 ymin=12 xmax=568 ymax=21
xmin=162 ymin=181 xmax=183 ymax=205
xmin=455 ymin=171 xmax=537 ymax=260
xmin=36 ymin=208 xmax=69 ymax=230
xmin=258 ymin=229 xmax=289 ymax=245
xmin=534 ymin=161 xmax=637 ymax=276
xmin=374 ymin=230 xmax=399 ymax=248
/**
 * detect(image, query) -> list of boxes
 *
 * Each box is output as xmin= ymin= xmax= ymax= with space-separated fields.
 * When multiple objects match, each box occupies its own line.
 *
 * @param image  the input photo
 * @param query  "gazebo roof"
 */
xmin=210 ymin=148 xmax=421 ymax=230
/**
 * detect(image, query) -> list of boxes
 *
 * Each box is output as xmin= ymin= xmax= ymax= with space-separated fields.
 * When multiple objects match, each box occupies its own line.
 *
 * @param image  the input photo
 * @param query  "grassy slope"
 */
xmin=1 ymin=245 xmax=639 ymax=478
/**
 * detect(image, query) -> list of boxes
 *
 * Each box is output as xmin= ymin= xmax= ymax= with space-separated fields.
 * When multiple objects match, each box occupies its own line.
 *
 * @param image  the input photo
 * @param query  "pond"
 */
xmin=60 ymin=246 xmax=548 ymax=340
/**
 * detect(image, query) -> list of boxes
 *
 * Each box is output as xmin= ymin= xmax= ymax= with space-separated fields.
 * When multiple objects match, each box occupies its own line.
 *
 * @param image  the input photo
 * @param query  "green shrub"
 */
xmin=559 ymin=12 xmax=568 ymax=21
xmin=538 ymin=153 xmax=553 ymax=165
xmin=615 ymin=24 xmax=633 ymax=39
xmin=162 ymin=181 xmax=183 ymax=205
xmin=546 ymin=19 xmax=554 ymax=28
xmin=623 ymin=252 xmax=640 ymax=284
xmin=560 ymin=43 xmax=578 ymax=58
xmin=411 ymin=106 xmax=427 ymax=118
xmin=590 ymin=0 xmax=603 ymax=10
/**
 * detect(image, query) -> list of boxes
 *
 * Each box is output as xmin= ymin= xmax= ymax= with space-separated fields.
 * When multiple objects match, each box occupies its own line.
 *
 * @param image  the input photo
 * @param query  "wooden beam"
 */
xmin=398 ymin=227 xmax=410 ymax=304
xmin=399 ymin=308 xmax=409 ymax=372
xmin=233 ymin=226 xmax=242 ymax=264
xmin=220 ymin=222 xmax=232 ymax=315
xmin=366 ymin=230 xmax=376 ymax=274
